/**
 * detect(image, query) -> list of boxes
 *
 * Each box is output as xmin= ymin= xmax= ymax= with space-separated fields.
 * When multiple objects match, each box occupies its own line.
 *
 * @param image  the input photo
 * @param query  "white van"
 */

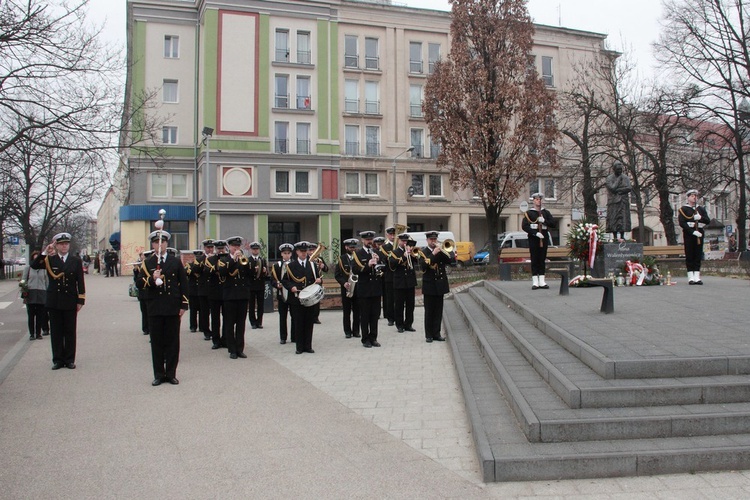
xmin=472 ymin=231 xmax=554 ymax=265
xmin=408 ymin=231 xmax=455 ymax=249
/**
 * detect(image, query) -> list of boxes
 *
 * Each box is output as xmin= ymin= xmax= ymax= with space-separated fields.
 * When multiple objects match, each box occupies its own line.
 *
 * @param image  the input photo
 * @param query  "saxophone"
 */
xmin=346 ymin=273 xmax=358 ymax=298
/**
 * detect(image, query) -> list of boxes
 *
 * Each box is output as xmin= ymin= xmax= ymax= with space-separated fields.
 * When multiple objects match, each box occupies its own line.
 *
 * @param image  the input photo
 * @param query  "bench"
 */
xmin=547 ymin=268 xmax=569 ymax=296
xmin=585 ymin=278 xmax=615 ymax=314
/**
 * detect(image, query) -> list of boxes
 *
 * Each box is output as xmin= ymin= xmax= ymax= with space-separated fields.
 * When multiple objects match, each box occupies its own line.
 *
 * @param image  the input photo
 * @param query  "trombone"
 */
xmin=439 ymin=238 xmax=455 ymax=257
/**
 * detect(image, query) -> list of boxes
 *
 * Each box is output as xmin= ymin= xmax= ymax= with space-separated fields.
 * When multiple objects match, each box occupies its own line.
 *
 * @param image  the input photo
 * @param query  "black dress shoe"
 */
xmin=143 ymin=331 xmax=150 ymax=335
xmin=296 ymin=350 xmax=303 ymax=354
xmin=425 ymin=338 xmax=433 ymax=343
xmin=203 ymin=335 xmax=212 ymax=341
xmin=42 ymin=331 xmax=50 ymax=336
xmin=314 ymin=319 xmax=321 ymax=324
xmin=167 ymin=378 xmax=179 ymax=385
xmin=404 ymin=327 xmax=416 ymax=332
xmin=52 ymin=363 xmax=64 ymax=370
xmin=363 ymin=342 xmax=372 ymax=348
xmin=257 ymin=325 xmax=263 ymax=329
xmin=532 ymin=285 xmax=539 ymax=290
xmin=251 ymin=325 xmax=258 ymax=329
xmin=387 ymin=321 xmax=395 ymax=326
xmin=212 ymin=344 xmax=221 ymax=350
xmin=237 ymin=352 xmax=247 ymax=358
xmin=352 ymin=333 xmax=361 ymax=338
xmin=230 ymin=353 xmax=238 ymax=359
xmin=29 ymin=336 xmax=35 ymax=341
xmin=397 ymin=328 xmax=404 ymax=333
xmin=66 ymin=363 xmax=76 ymax=369
xmin=696 ymin=280 xmax=703 ymax=285
xmin=305 ymin=349 xmax=315 ymax=353
xmin=189 ymin=327 xmax=197 ymax=332
xmin=345 ymin=333 xmax=352 ymax=339
xmin=371 ymin=341 xmax=381 ymax=347
xmin=540 ymin=284 xmax=549 ymax=289
xmin=36 ymin=334 xmax=43 ymax=340
xmin=280 ymin=340 xmax=287 ymax=344
xmin=433 ymin=336 xmax=446 ymax=342
xmin=152 ymin=378 xmax=162 ymax=386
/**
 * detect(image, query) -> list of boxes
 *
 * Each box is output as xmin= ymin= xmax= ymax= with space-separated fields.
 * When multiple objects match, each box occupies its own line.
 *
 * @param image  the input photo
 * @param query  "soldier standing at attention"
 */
xmin=678 ymin=189 xmax=710 ymax=285
xmin=31 ymin=232 xmax=85 ymax=370
xmin=282 ymin=242 xmax=321 ymax=355
xmin=247 ymin=241 xmax=267 ymax=329
xmin=136 ymin=230 xmax=188 ymax=386
xmin=420 ymin=231 xmax=454 ymax=343
xmin=334 ymin=238 xmax=360 ymax=339
xmin=521 ymin=192 xmax=557 ymax=290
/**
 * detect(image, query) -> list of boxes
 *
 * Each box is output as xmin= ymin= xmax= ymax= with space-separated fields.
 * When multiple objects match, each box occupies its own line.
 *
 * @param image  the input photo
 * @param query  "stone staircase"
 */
xmin=443 ymin=280 xmax=750 ymax=482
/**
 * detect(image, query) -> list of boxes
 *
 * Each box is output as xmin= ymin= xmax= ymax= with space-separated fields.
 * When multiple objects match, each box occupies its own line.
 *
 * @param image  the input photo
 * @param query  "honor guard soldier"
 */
xmin=219 ymin=237 xmax=251 ymax=359
xmin=136 ymin=230 xmax=189 ymax=386
xmin=382 ymin=227 xmax=397 ymax=326
xmin=282 ymin=241 xmax=322 ymax=354
xmin=31 ymin=232 xmax=86 ymax=370
xmin=522 ymin=192 xmax=558 ymax=290
xmin=271 ymin=243 xmax=294 ymax=344
xmin=197 ymin=239 xmax=214 ymax=340
xmin=186 ymin=249 xmax=204 ymax=333
xmin=247 ymin=241 xmax=267 ymax=329
xmin=334 ymin=238 xmax=361 ymax=339
xmin=352 ymin=231 xmax=383 ymax=348
xmin=678 ymin=189 xmax=710 ymax=285
xmin=307 ymin=242 xmax=328 ymax=324
xmin=389 ymin=234 xmax=418 ymax=333
xmin=206 ymin=240 xmax=227 ymax=349
xmin=420 ymin=231 xmax=454 ymax=343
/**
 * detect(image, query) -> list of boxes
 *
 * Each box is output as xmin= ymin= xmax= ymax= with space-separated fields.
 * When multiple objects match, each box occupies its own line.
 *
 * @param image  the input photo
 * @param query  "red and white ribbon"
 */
xmin=588 ymin=224 xmax=599 ymax=269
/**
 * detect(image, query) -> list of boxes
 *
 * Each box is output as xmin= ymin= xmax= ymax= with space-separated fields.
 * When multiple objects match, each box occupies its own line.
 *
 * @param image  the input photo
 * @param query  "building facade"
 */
xmin=118 ymin=0 xmax=612 ymax=265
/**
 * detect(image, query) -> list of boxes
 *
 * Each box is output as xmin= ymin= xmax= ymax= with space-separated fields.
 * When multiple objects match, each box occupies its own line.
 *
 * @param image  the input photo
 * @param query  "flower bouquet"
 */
xmin=567 ymin=222 xmax=604 ymax=286
xmin=18 ymin=279 xmax=29 ymax=300
xmin=622 ymin=256 xmax=662 ymax=286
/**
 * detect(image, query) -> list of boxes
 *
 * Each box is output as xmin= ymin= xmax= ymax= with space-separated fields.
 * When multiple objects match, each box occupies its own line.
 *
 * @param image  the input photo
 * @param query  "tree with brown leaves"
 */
xmin=424 ymin=0 xmax=558 ymax=260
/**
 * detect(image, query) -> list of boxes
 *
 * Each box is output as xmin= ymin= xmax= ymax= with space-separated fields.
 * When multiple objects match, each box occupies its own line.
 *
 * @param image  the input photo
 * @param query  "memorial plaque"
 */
xmin=601 ymin=242 xmax=643 ymax=277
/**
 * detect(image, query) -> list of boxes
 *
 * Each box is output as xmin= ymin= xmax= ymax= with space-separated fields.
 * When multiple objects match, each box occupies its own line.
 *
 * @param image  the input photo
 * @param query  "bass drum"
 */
xmin=298 ymin=283 xmax=324 ymax=307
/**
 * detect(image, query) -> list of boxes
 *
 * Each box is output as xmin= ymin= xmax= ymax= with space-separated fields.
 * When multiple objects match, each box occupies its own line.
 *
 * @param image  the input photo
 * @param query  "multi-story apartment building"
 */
xmin=118 ymin=0 xmax=612 ymax=265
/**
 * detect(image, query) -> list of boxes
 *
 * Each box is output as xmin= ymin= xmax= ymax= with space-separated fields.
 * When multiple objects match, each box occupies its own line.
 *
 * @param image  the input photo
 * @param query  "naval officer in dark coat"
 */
xmin=420 ymin=231 xmax=454 ymax=343
xmin=136 ymin=230 xmax=189 ymax=386
xmin=31 ymin=232 xmax=86 ymax=370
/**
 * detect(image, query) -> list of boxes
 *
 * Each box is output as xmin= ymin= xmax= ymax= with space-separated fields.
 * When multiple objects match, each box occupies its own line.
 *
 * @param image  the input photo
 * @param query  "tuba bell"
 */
xmin=309 ymin=242 xmax=326 ymax=262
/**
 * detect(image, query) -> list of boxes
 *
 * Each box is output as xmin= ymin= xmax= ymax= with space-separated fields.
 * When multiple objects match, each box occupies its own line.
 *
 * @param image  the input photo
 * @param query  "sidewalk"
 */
xmin=1 ymin=274 xmax=750 ymax=498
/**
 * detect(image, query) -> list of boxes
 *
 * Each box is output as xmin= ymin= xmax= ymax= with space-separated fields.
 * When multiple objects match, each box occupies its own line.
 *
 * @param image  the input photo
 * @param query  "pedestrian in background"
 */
xmin=22 ymin=250 xmax=49 ymax=340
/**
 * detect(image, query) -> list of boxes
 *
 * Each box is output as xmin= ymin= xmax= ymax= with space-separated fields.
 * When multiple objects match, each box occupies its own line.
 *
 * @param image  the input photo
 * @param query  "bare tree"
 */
xmin=656 ymin=0 xmax=750 ymax=250
xmin=424 ymin=0 xmax=557 ymax=259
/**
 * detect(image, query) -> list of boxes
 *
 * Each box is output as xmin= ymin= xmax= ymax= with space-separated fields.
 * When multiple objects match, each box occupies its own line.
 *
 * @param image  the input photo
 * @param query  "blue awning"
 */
xmin=109 ymin=232 xmax=120 ymax=244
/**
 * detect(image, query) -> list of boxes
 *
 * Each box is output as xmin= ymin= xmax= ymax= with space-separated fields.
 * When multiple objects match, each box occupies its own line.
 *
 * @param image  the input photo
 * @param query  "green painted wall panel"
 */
xmin=329 ymin=22 xmax=339 ymax=142
xmin=316 ymin=19 xmax=329 ymax=141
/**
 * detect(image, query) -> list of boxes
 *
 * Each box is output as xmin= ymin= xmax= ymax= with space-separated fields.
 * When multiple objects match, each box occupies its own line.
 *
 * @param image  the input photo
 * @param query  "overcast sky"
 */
xmin=88 ymin=0 xmax=662 ymax=78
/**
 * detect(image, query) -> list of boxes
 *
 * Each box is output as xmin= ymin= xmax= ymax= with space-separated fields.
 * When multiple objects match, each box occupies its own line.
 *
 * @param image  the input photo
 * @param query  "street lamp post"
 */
xmin=201 ymin=127 xmax=214 ymax=238
xmin=392 ymin=146 xmax=414 ymax=227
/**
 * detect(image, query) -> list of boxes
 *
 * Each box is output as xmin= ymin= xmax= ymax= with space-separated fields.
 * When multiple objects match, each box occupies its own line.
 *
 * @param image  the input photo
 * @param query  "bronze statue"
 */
xmin=605 ymin=162 xmax=632 ymax=241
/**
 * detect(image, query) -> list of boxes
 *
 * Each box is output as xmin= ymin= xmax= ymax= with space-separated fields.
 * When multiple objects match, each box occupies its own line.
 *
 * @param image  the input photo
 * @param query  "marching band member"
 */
xmin=352 ymin=231 xmax=382 ymax=348
xmin=389 ymin=234 xmax=417 ymax=333
xmin=420 ymin=231 xmax=454 ymax=343
xmin=678 ymin=189 xmax=710 ymax=285
xmin=206 ymin=240 xmax=227 ymax=350
xmin=381 ymin=227 xmax=397 ymax=326
xmin=307 ymin=242 xmax=328 ymax=325
xmin=247 ymin=241 xmax=267 ymax=329
xmin=282 ymin=242 xmax=321 ymax=354
xmin=271 ymin=243 xmax=294 ymax=344
xmin=186 ymin=249 xmax=204 ymax=333
xmin=334 ymin=238 xmax=360 ymax=339
xmin=197 ymin=239 xmax=214 ymax=340
xmin=521 ymin=192 xmax=557 ymax=290
xmin=219 ymin=236 xmax=251 ymax=359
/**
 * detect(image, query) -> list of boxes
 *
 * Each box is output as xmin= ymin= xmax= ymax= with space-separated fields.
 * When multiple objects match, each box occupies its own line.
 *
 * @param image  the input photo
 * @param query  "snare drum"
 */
xmin=298 ymin=283 xmax=324 ymax=307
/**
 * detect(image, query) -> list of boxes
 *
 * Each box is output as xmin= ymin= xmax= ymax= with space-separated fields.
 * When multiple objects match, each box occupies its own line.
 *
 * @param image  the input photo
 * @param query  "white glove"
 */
xmin=536 ymin=232 xmax=544 ymax=239
xmin=537 ymin=216 xmax=545 ymax=223
xmin=693 ymin=231 xmax=702 ymax=238
xmin=693 ymin=213 xmax=701 ymax=221
xmin=687 ymin=222 xmax=695 ymax=228
xmin=530 ymin=224 xmax=538 ymax=230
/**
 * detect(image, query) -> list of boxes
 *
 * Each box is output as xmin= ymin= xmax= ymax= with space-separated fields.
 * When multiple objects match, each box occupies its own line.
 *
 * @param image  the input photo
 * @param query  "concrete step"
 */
xmin=444 ymin=297 xmax=750 ymax=482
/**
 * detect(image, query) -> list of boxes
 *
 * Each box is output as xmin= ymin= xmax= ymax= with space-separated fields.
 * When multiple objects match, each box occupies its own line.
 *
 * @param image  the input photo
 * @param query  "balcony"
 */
xmin=275 ymin=93 xmax=289 ymax=109
xmin=345 ymin=141 xmax=360 ymax=156
xmin=344 ymin=98 xmax=359 ymax=114
xmin=275 ymin=48 xmax=289 ymax=63
xmin=365 ymin=55 xmax=379 ymax=70
xmin=365 ymin=141 xmax=380 ymax=156
xmin=275 ymin=138 xmax=288 ymax=154
xmin=344 ymin=54 xmax=358 ymax=68
xmin=297 ymin=50 xmax=311 ymax=65
xmin=410 ymin=104 xmax=423 ymax=118
xmin=364 ymin=100 xmax=380 ymax=115
xmin=409 ymin=59 xmax=423 ymax=74
xmin=411 ymin=145 xmax=423 ymax=158
xmin=297 ymin=95 xmax=312 ymax=110
xmin=297 ymin=139 xmax=310 ymax=155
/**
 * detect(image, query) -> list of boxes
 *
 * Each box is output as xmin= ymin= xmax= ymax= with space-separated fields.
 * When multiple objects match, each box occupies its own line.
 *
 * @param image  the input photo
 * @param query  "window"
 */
xmin=275 ymin=122 xmax=289 ymax=153
xmin=410 ymin=128 xmax=424 ymax=158
xmin=365 ymin=37 xmax=379 ymax=70
xmin=364 ymin=81 xmax=379 ymax=114
xmin=542 ymin=56 xmax=554 ymax=87
xmin=150 ymin=173 xmax=189 ymax=199
xmin=409 ymin=84 xmax=422 ymax=117
xmin=297 ymin=31 xmax=311 ymax=64
xmin=365 ymin=126 xmax=380 ymax=156
xmin=530 ymin=178 xmax=556 ymax=200
xmin=345 ymin=172 xmax=378 ymax=195
xmin=268 ymin=222 xmax=300 ymax=261
xmin=296 ymin=123 xmax=310 ymax=154
xmin=164 ymin=35 xmax=179 ymax=58
xmin=295 ymin=171 xmax=309 ymax=193
xmin=428 ymin=43 xmax=440 ymax=74
xmin=344 ymin=80 xmax=359 ymax=113
xmin=159 ymin=221 xmax=188 ymax=250
xmin=275 ymin=29 xmax=289 ymax=62
xmin=276 ymin=170 xmax=289 ymax=192
xmin=162 ymin=126 xmax=178 ymax=144
xmin=429 ymin=138 xmax=440 ymax=159
xmin=409 ymin=42 xmax=423 ymax=73
xmin=411 ymin=174 xmax=442 ymax=196
xmin=296 ymin=76 xmax=311 ymax=109
xmin=162 ymin=79 xmax=178 ymax=103
xmin=345 ymin=125 xmax=359 ymax=155
xmin=275 ymin=75 xmax=289 ymax=108
xmin=345 ymin=35 xmax=358 ymax=68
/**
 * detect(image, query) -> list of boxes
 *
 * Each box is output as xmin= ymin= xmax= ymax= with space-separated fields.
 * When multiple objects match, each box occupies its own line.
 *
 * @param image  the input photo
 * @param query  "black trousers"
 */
xmin=277 ymin=298 xmax=291 ymax=342
xmin=48 ymin=308 xmax=77 ymax=365
xmin=290 ymin=303 xmax=315 ymax=352
xmin=148 ymin=315 xmax=180 ymax=379
xmin=223 ymin=299 xmax=248 ymax=355
xmin=209 ymin=299 xmax=223 ymax=346
xmin=393 ymin=288 xmax=415 ymax=329
xmin=340 ymin=288 xmax=359 ymax=336
xmin=383 ymin=280 xmax=395 ymax=322
xmin=423 ymin=294 xmax=444 ymax=340
xmin=358 ymin=296 xmax=380 ymax=344
xmin=198 ymin=295 xmax=210 ymax=334
xmin=529 ymin=242 xmax=548 ymax=276
xmin=26 ymin=303 xmax=48 ymax=336
xmin=139 ymin=299 xmax=149 ymax=334
xmin=248 ymin=289 xmax=264 ymax=326
xmin=188 ymin=295 xmax=200 ymax=330
xmin=684 ymin=233 xmax=703 ymax=272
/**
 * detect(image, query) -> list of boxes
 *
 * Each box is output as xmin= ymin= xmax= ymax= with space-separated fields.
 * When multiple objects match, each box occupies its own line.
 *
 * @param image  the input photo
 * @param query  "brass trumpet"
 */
xmin=410 ymin=246 xmax=425 ymax=259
